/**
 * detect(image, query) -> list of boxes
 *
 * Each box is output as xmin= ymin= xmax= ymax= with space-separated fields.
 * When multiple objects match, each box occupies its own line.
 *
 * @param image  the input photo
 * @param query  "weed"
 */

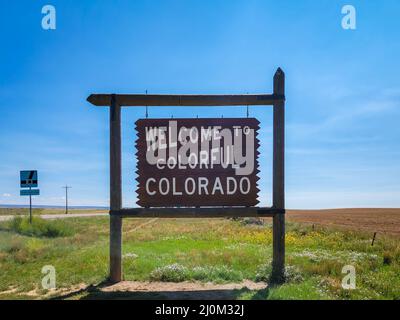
xmin=382 ymin=251 xmax=392 ymax=265
xmin=150 ymin=264 xmax=188 ymax=282
xmin=7 ymin=217 xmax=73 ymax=238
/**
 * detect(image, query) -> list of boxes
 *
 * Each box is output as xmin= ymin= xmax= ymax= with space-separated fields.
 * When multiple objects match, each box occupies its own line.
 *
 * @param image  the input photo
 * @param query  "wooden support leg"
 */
xmin=272 ymin=213 xmax=285 ymax=283
xmin=110 ymin=215 xmax=122 ymax=282
xmin=109 ymin=94 xmax=123 ymax=282
xmin=271 ymin=68 xmax=286 ymax=284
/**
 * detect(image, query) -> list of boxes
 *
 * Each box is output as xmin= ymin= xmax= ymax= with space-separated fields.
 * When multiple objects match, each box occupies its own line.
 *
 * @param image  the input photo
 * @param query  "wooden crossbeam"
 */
xmin=110 ymin=207 xmax=285 ymax=218
xmin=87 ymin=93 xmax=284 ymax=107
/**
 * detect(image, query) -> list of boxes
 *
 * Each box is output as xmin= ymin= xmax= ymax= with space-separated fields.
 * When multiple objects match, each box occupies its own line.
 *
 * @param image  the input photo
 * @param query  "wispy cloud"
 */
xmin=288 ymin=89 xmax=400 ymax=140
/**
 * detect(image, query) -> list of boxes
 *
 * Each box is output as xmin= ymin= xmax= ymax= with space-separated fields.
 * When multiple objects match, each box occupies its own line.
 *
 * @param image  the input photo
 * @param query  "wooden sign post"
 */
xmin=87 ymin=68 xmax=286 ymax=284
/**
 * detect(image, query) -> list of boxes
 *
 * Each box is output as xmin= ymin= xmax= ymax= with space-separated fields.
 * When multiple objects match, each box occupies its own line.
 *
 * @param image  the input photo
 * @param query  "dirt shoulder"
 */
xmin=8 ymin=281 xmax=267 ymax=300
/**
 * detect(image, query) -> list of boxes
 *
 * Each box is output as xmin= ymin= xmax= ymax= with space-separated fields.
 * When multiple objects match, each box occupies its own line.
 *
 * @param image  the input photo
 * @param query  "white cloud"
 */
xmin=2 ymin=193 xmax=11 ymax=197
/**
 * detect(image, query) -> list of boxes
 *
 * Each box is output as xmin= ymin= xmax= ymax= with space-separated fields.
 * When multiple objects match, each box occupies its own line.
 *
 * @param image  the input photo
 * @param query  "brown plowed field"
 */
xmin=287 ymin=208 xmax=400 ymax=237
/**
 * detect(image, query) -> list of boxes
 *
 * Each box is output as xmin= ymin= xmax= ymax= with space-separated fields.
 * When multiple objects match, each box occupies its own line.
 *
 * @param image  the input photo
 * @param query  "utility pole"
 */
xmin=62 ymin=185 xmax=72 ymax=214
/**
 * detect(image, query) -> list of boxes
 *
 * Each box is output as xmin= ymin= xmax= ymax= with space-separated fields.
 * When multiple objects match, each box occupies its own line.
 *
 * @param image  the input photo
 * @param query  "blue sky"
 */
xmin=1 ymin=0 xmax=399 ymax=209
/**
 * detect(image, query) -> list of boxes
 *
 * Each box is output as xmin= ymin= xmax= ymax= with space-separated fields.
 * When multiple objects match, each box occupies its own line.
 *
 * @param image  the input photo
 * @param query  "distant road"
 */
xmin=0 ymin=213 xmax=108 ymax=222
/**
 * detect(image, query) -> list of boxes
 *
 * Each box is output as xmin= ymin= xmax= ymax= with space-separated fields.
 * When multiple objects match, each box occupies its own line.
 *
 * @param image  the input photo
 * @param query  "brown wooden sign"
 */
xmin=88 ymin=68 xmax=286 ymax=284
xmin=135 ymin=118 xmax=260 ymax=207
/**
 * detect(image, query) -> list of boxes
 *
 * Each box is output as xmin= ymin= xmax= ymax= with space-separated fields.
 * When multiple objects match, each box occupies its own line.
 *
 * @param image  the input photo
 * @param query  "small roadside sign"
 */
xmin=20 ymin=189 xmax=40 ymax=196
xmin=19 ymin=170 xmax=39 ymax=224
xmin=20 ymin=170 xmax=38 ymax=188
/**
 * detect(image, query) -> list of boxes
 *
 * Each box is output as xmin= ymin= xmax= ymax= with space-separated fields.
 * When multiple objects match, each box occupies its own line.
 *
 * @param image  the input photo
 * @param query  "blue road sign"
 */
xmin=20 ymin=189 xmax=40 ymax=196
xmin=20 ymin=170 xmax=38 ymax=188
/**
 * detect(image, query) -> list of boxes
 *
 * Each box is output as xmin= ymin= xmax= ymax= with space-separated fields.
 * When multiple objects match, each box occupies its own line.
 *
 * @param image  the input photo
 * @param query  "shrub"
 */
xmin=284 ymin=265 xmax=304 ymax=283
xmin=191 ymin=265 xmax=243 ymax=282
xmin=4 ymin=238 xmax=24 ymax=253
xmin=255 ymin=263 xmax=272 ymax=282
xmin=149 ymin=264 xmax=244 ymax=283
xmin=255 ymin=263 xmax=303 ymax=283
xmin=150 ymin=264 xmax=188 ymax=282
xmin=383 ymin=251 xmax=393 ymax=265
xmin=8 ymin=217 xmax=73 ymax=238
xmin=240 ymin=218 xmax=264 ymax=226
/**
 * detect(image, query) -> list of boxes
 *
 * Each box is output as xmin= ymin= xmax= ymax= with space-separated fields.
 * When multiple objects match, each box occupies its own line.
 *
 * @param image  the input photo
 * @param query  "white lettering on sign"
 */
xmin=145 ymin=121 xmax=255 ymax=176
xmin=144 ymin=177 xmax=252 ymax=196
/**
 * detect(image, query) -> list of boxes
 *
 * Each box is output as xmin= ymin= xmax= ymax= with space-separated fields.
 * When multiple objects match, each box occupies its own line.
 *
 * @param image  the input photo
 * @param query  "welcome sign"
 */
xmin=135 ymin=118 xmax=260 ymax=207
xmin=89 ymin=68 xmax=286 ymax=283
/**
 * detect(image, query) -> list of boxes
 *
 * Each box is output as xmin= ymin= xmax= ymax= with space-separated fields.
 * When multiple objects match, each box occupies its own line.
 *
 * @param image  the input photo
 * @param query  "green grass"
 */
xmin=0 ymin=214 xmax=399 ymax=300
xmin=6 ymin=217 xmax=73 ymax=238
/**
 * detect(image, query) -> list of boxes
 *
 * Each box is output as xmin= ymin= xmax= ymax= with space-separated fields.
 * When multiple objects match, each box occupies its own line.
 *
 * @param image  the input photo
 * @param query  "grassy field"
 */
xmin=0 ymin=213 xmax=399 ymax=300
